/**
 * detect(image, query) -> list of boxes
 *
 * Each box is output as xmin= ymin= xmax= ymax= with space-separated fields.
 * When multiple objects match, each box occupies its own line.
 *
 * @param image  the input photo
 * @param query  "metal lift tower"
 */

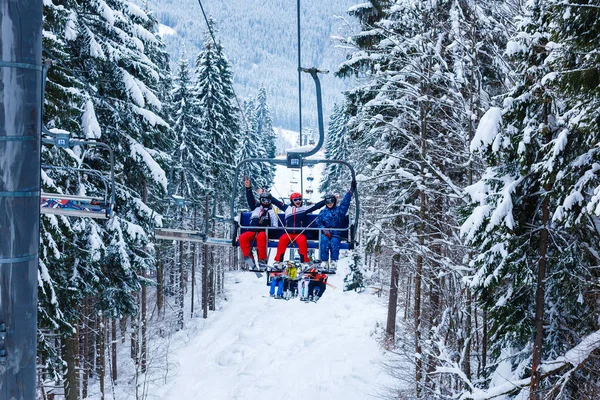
xmin=0 ymin=1 xmax=43 ymax=398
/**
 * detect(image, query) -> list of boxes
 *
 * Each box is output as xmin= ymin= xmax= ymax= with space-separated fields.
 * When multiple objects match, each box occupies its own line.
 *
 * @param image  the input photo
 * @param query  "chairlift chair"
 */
xmin=230 ymin=68 xmax=360 ymax=272
xmin=40 ymin=131 xmax=116 ymax=219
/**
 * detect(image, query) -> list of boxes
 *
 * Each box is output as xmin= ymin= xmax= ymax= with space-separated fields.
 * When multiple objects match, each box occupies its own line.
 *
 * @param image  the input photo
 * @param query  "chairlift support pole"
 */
xmin=0 ymin=1 xmax=43 ymax=398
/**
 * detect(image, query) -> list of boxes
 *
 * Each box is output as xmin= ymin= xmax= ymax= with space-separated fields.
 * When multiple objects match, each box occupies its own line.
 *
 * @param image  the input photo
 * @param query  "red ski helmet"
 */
xmin=290 ymin=192 xmax=302 ymax=203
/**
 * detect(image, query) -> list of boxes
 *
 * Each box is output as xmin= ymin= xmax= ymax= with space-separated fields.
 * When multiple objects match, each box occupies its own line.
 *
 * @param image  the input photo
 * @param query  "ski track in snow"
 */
xmin=154 ymin=260 xmax=390 ymax=400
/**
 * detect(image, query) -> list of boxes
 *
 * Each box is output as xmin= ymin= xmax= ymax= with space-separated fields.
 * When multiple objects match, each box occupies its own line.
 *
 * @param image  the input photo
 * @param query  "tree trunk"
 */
xmin=530 ymin=176 xmax=551 ymax=400
xmin=482 ymin=309 xmax=488 ymax=376
xmin=415 ymin=92 xmax=428 ymax=398
xmin=157 ymin=244 xmax=164 ymax=317
xmin=98 ymin=313 xmax=106 ymax=400
xmin=404 ymin=274 xmax=411 ymax=320
xmin=111 ymin=319 xmax=117 ymax=382
xmin=385 ymin=257 xmax=400 ymax=348
xmin=178 ymin=239 xmax=185 ymax=330
xmin=141 ymin=268 xmax=148 ymax=373
xmin=63 ymin=333 xmax=79 ymax=400
xmin=530 ymin=103 xmax=553 ymax=400
xmin=130 ymin=297 xmax=138 ymax=364
xmin=81 ymin=302 xmax=89 ymax=398
xmin=202 ymin=196 xmax=210 ymax=318
xmin=209 ymin=249 xmax=216 ymax=311
xmin=464 ymin=288 xmax=472 ymax=381
xmin=191 ymin=207 xmax=197 ymax=318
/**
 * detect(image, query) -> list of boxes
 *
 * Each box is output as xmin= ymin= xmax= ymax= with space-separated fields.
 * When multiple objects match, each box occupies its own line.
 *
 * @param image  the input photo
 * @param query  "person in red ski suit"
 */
xmin=238 ymin=178 xmax=279 ymax=265
xmin=307 ymin=267 xmax=327 ymax=300
xmin=273 ymin=192 xmax=326 ymax=265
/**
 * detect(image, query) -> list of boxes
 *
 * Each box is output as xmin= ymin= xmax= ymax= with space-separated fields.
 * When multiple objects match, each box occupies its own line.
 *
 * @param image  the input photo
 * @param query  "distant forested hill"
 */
xmin=134 ymin=0 xmax=356 ymax=131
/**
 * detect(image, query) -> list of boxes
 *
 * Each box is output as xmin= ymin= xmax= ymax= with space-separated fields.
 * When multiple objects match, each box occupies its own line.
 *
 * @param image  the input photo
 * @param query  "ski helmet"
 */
xmin=259 ymin=192 xmax=272 ymax=205
xmin=290 ymin=192 xmax=302 ymax=204
xmin=324 ymin=194 xmax=337 ymax=206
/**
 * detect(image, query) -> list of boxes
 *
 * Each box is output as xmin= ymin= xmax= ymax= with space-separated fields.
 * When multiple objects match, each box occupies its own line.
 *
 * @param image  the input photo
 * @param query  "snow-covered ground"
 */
xmin=153 ymin=259 xmax=393 ymax=400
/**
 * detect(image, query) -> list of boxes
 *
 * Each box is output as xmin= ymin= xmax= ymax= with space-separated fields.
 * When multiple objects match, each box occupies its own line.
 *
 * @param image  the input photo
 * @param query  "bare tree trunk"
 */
xmin=81 ymin=303 xmax=89 ymax=398
xmin=530 ymin=178 xmax=551 ymax=400
xmin=464 ymin=288 xmax=472 ymax=381
xmin=191 ymin=206 xmax=197 ymax=318
xmin=120 ymin=317 xmax=127 ymax=344
xmin=202 ymin=196 xmax=209 ymax=318
xmin=131 ymin=296 xmax=138 ymax=364
xmin=482 ymin=309 xmax=488 ymax=375
xmin=141 ymin=268 xmax=148 ymax=373
xmin=63 ymin=333 xmax=79 ymax=400
xmin=157 ymin=244 xmax=164 ymax=317
xmin=98 ymin=313 xmax=106 ymax=400
xmin=209 ymin=250 xmax=216 ymax=311
xmin=530 ymin=103 xmax=553 ymax=400
xmin=414 ymin=96 xmax=429 ymax=398
xmin=111 ymin=319 xmax=117 ymax=382
xmin=178 ymin=239 xmax=185 ymax=330
xmin=404 ymin=274 xmax=411 ymax=320
xmin=386 ymin=257 xmax=400 ymax=348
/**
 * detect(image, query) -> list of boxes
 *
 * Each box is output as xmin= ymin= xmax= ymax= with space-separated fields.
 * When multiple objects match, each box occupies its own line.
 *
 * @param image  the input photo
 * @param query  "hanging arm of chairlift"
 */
xmin=41 ymin=132 xmax=116 ymax=218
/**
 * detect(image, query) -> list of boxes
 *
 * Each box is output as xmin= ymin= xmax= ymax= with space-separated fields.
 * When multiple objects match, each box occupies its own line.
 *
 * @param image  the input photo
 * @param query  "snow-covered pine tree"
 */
xmin=171 ymin=57 xmax=208 ymax=200
xmin=194 ymin=22 xmax=241 ymax=203
xmin=39 ymin=0 xmax=175 ymax=392
xmin=461 ymin=0 xmax=600 ymax=396
xmin=254 ymin=86 xmax=276 ymax=188
xmin=344 ymin=248 xmax=366 ymax=292
xmin=339 ymin=0 xmax=511 ymax=396
xmin=320 ymin=103 xmax=350 ymax=195
xmin=238 ymin=97 xmax=267 ymax=196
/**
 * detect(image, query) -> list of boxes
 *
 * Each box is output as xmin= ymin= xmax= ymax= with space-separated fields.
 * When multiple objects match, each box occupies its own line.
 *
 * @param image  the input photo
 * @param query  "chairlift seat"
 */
xmin=41 ymin=194 xmax=112 ymax=219
xmin=237 ymin=212 xmax=353 ymax=250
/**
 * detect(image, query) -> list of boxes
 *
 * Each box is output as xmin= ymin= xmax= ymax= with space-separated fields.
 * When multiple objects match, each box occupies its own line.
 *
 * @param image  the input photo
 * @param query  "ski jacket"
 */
xmin=284 ymin=266 xmax=298 ymax=280
xmin=275 ymin=198 xmax=327 ymax=234
xmin=246 ymin=187 xmax=278 ymax=231
xmin=315 ymin=191 xmax=353 ymax=237
xmin=309 ymin=271 xmax=327 ymax=283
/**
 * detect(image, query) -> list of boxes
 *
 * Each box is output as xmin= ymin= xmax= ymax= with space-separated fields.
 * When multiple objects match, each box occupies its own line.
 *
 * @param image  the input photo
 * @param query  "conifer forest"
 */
xmin=1 ymin=0 xmax=600 ymax=399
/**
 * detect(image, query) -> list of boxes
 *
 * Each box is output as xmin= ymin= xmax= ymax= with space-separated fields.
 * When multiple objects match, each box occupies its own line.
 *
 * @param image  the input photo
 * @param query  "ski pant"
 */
xmin=239 ymin=231 xmax=268 ymax=260
xmin=308 ymin=280 xmax=326 ymax=298
xmin=319 ymin=234 xmax=341 ymax=262
xmin=284 ymin=278 xmax=298 ymax=295
xmin=274 ymin=233 xmax=308 ymax=262
xmin=270 ymin=276 xmax=284 ymax=296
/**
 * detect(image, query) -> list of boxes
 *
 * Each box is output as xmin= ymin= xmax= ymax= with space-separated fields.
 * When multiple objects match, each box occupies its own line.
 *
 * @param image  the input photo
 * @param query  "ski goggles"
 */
xmin=325 ymin=198 xmax=335 ymax=204
xmin=292 ymin=198 xmax=302 ymax=203
xmin=260 ymin=197 xmax=271 ymax=204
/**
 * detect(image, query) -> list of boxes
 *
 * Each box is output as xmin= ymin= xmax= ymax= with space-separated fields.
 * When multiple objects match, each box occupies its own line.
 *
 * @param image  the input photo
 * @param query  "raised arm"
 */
xmin=244 ymin=178 xmax=257 ymax=209
xmin=271 ymin=196 xmax=287 ymax=211
xmin=338 ymin=190 xmax=353 ymax=216
xmin=305 ymin=198 xmax=327 ymax=214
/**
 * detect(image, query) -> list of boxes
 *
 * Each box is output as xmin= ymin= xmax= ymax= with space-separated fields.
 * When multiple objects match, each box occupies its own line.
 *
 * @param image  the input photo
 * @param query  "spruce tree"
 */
xmin=194 ymin=24 xmax=241 ymax=202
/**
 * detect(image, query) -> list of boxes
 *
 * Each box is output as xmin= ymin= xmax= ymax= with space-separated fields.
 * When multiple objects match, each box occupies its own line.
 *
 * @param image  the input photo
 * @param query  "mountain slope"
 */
xmin=133 ymin=0 xmax=356 ymax=130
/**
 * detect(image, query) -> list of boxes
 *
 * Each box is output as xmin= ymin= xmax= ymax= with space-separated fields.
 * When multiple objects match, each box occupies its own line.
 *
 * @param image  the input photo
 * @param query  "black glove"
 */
xmin=351 ymin=179 xmax=357 ymax=192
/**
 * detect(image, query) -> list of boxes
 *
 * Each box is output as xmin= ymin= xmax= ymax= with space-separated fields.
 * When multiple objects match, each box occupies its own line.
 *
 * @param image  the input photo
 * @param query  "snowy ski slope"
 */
xmin=154 ymin=260 xmax=392 ymax=400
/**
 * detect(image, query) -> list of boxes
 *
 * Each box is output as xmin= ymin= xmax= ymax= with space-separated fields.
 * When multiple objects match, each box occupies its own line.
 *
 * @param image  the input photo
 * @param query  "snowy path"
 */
xmin=154 ymin=260 xmax=390 ymax=400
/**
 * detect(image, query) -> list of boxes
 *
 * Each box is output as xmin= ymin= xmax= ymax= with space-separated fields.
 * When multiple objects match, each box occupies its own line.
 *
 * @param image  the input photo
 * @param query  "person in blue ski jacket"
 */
xmin=315 ymin=180 xmax=356 ymax=271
